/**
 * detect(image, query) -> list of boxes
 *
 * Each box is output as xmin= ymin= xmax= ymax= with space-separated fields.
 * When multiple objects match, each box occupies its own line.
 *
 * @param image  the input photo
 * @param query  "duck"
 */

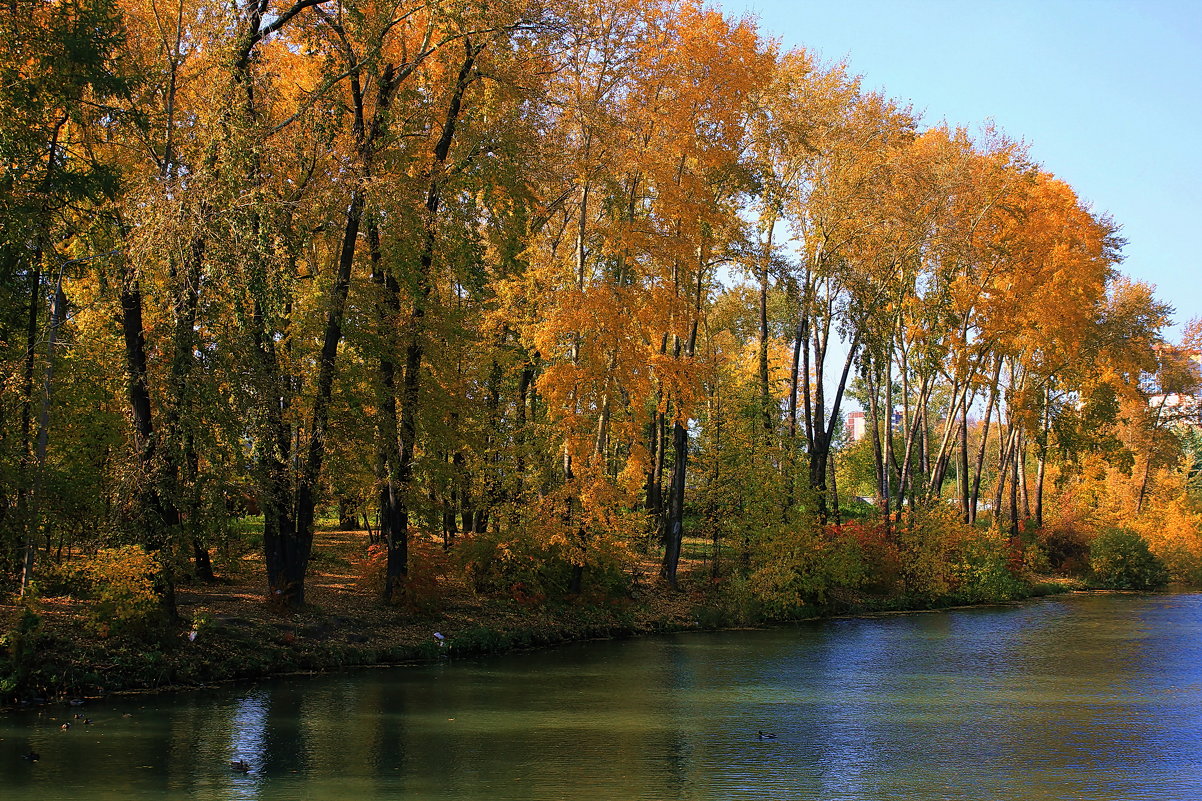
xmin=60 ymin=722 xmax=71 ymax=731
xmin=21 ymin=751 xmax=40 ymax=762
xmin=757 ymin=730 xmax=776 ymax=740
xmin=230 ymin=760 xmax=252 ymax=773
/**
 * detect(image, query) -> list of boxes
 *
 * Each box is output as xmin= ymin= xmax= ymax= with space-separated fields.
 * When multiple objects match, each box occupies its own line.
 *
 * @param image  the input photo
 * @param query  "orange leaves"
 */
xmin=512 ymin=0 xmax=772 ymax=502
xmin=974 ymin=170 xmax=1114 ymax=361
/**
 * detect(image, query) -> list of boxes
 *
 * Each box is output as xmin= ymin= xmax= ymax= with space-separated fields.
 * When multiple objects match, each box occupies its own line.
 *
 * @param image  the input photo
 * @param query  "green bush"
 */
xmin=457 ymin=526 xmax=631 ymax=603
xmin=749 ymin=525 xmax=870 ymax=618
xmin=1089 ymin=527 xmax=1170 ymax=590
xmin=948 ymin=530 xmax=1025 ymax=603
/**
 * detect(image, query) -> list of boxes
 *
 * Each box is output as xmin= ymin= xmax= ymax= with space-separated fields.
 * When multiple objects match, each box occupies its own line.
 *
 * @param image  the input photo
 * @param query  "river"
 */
xmin=4 ymin=592 xmax=1202 ymax=800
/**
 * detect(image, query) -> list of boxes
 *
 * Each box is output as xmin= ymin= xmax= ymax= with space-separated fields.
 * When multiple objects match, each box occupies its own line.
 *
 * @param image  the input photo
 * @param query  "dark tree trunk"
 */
xmin=757 ymin=262 xmax=772 ymax=434
xmin=828 ymin=448 xmax=840 ymax=526
xmin=231 ymin=0 xmax=333 ymax=609
xmin=119 ymin=255 xmax=178 ymax=616
xmin=659 ymin=259 xmax=703 ymax=588
xmin=252 ymin=292 xmax=297 ymax=607
xmin=370 ymin=217 xmax=406 ymax=593
xmin=960 ymin=404 xmax=971 ymax=524
xmin=785 ymin=310 xmax=805 ymax=510
xmin=1036 ymin=384 xmax=1050 ymax=529
xmin=166 ymin=232 xmax=211 ymax=581
xmin=970 ymin=359 xmax=1003 ymax=524
xmin=388 ymin=43 xmax=477 ymax=599
xmin=806 ymin=332 xmax=859 ymax=525
xmin=645 ymin=332 xmax=669 ymax=534
xmin=286 ymin=188 xmax=365 ymax=606
xmin=475 ymin=357 xmax=504 ymax=534
xmin=646 ymin=405 xmax=666 ymax=530
xmin=19 ymin=257 xmax=40 ymax=484
xmin=660 ymin=420 xmax=688 ymax=587
xmin=17 ymin=253 xmax=42 ymax=590
xmin=192 ymin=538 xmax=215 ymax=581
xmin=516 ymin=358 xmax=534 ymax=491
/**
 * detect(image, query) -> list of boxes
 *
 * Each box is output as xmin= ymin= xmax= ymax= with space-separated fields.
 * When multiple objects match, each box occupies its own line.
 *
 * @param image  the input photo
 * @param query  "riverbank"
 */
xmin=1 ymin=530 xmax=1081 ymax=707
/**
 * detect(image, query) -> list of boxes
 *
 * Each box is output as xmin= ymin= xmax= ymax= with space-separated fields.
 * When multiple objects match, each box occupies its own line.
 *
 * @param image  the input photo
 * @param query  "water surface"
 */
xmin=4 ymin=593 xmax=1202 ymax=800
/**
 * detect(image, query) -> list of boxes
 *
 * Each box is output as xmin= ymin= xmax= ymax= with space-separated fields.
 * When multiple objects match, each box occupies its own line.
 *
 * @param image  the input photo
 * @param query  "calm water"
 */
xmin=4 ymin=593 xmax=1202 ymax=800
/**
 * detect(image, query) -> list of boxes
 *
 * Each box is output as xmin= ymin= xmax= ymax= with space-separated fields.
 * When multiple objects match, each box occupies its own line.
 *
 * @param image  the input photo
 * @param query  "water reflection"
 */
xmin=228 ymin=691 xmax=267 ymax=800
xmin=4 ymin=593 xmax=1202 ymax=800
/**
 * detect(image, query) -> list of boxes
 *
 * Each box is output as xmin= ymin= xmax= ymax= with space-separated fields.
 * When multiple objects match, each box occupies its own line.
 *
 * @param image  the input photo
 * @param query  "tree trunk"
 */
xmin=807 ymin=326 xmax=860 ymax=525
xmin=960 ymin=403 xmax=971 ymax=524
xmin=757 ymin=218 xmax=774 ymax=435
xmin=516 ymin=358 xmax=534 ymax=491
xmin=828 ymin=448 xmax=840 ymax=526
xmin=660 ymin=253 xmax=704 ymax=588
xmin=1009 ymin=431 xmax=1020 ymax=539
xmin=370 ymin=217 xmax=405 ymax=592
xmin=1035 ymin=384 xmax=1051 ymax=529
xmin=388 ymin=43 xmax=477 ymax=599
xmin=660 ymin=417 xmax=689 ymax=588
xmin=17 ymin=251 xmax=42 ymax=593
xmin=23 ymin=274 xmax=65 ymax=594
xmin=646 ymin=334 xmax=669 ymax=535
xmin=883 ymin=350 xmax=894 ymax=529
xmin=785 ymin=291 xmax=806 ymax=511
xmin=1135 ymin=401 xmax=1165 ymax=514
xmin=992 ymin=425 xmax=1018 ymax=529
xmin=1018 ymin=432 xmax=1031 ymax=522
xmin=970 ymin=358 xmax=1003 ymax=524
xmin=866 ymin=361 xmax=887 ymax=535
xmin=280 ymin=187 xmax=365 ymax=607
xmin=166 ymin=231 xmax=211 ymax=581
xmin=119 ymin=254 xmax=177 ymax=616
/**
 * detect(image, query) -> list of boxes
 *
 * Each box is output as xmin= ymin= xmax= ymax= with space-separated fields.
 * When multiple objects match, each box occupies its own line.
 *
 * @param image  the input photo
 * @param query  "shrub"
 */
xmin=826 ymin=520 xmax=900 ymax=594
xmin=1089 ymin=527 xmax=1170 ymax=590
xmin=948 ymin=530 xmax=1025 ymax=603
xmin=72 ymin=546 xmax=164 ymax=636
xmin=456 ymin=495 xmax=636 ymax=603
xmin=457 ymin=526 xmax=572 ymax=601
xmin=1132 ymin=490 xmax=1202 ymax=585
xmin=749 ymin=523 xmax=872 ymax=618
xmin=1039 ymin=525 xmax=1091 ymax=574
xmin=357 ymin=540 xmax=450 ymax=614
xmin=894 ymin=509 xmax=957 ymax=601
xmin=891 ymin=507 xmax=1023 ymax=604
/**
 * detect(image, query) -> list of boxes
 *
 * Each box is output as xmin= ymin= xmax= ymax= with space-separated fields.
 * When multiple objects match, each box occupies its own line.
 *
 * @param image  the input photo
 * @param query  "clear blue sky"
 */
xmin=717 ymin=0 xmax=1201 ymax=339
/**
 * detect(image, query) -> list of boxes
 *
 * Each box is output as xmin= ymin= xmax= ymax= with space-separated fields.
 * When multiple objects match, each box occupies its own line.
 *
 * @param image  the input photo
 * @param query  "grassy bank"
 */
xmin=0 ymin=528 xmax=1087 ymax=707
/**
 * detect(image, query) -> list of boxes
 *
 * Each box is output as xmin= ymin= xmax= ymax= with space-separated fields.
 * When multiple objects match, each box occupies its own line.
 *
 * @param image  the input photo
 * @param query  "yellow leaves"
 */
xmin=1134 ymin=482 xmax=1202 ymax=583
xmin=959 ymin=167 xmax=1118 ymax=367
xmin=260 ymin=39 xmax=322 ymax=113
xmin=69 ymin=546 xmax=162 ymax=636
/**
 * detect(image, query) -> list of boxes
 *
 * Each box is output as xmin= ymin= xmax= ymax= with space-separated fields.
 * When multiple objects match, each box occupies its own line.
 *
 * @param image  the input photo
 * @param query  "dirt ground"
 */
xmin=2 ymin=527 xmax=712 ymax=703
xmin=172 ymin=528 xmax=704 ymax=647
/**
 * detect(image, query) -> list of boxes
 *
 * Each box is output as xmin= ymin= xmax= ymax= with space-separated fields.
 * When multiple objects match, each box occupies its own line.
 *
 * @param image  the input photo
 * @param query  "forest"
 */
xmin=2 ymin=0 xmax=1201 ymax=651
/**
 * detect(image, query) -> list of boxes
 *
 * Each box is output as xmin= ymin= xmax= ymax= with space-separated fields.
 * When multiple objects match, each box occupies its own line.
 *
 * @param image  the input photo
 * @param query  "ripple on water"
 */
xmin=5 ymin=593 xmax=1202 ymax=800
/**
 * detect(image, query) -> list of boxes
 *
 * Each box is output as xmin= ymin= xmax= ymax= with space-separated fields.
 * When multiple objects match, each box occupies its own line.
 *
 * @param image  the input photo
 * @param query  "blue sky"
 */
xmin=716 ymin=0 xmax=1201 ymax=339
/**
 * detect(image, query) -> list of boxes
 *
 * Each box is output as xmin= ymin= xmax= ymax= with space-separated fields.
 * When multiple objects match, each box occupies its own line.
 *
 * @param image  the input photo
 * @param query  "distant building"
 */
xmin=1149 ymin=347 xmax=1202 ymax=427
xmin=847 ymin=410 xmax=867 ymax=442
xmin=846 ymin=409 xmax=904 ymax=442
